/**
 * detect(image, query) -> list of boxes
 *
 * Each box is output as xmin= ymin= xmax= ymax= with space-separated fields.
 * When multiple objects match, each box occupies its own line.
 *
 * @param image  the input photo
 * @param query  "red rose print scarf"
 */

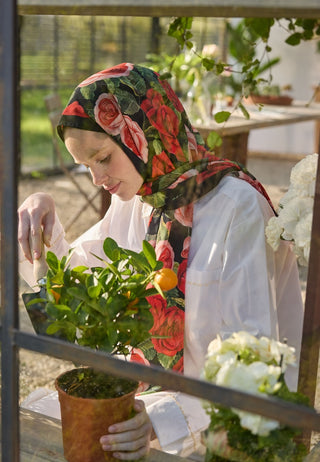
xmin=58 ymin=63 xmax=274 ymax=373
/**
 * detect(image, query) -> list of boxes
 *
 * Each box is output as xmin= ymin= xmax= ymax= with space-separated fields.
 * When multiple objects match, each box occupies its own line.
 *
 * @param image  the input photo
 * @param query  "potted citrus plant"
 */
xmin=27 ymin=237 xmax=176 ymax=462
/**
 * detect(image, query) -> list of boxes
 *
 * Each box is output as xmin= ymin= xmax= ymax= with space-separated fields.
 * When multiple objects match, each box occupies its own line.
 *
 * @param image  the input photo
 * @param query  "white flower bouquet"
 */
xmin=201 ymin=331 xmax=309 ymax=462
xmin=265 ymin=153 xmax=318 ymax=267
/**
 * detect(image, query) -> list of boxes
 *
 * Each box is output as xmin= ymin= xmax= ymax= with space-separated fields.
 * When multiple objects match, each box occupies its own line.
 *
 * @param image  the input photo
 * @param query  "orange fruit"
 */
xmin=51 ymin=289 xmax=61 ymax=303
xmin=154 ymin=268 xmax=178 ymax=291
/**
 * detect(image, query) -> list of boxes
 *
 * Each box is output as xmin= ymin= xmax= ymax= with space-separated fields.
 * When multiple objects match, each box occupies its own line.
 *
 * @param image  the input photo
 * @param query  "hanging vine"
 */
xmin=164 ymin=17 xmax=320 ymax=149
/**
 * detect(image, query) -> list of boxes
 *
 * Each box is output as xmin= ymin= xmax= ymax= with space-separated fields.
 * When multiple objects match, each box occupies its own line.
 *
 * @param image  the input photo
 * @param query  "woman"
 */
xmin=18 ymin=63 xmax=304 ymax=460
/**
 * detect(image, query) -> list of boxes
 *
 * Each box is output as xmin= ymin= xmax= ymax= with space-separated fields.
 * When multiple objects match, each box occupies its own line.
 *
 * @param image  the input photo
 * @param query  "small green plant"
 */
xmin=27 ymin=237 xmax=174 ymax=357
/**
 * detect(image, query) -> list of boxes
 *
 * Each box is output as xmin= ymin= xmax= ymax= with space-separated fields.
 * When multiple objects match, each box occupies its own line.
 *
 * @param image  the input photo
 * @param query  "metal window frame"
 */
xmin=1 ymin=2 xmax=320 ymax=461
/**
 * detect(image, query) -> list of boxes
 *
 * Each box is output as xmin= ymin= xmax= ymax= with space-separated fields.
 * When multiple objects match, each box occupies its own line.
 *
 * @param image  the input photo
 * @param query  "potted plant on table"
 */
xmin=244 ymin=83 xmax=293 ymax=106
xmin=26 ymin=237 xmax=177 ymax=462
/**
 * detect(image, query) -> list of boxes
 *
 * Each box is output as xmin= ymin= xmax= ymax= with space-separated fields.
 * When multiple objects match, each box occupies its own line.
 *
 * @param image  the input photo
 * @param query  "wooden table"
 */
xmin=16 ymin=406 xmax=320 ymax=461
xmin=194 ymin=101 xmax=320 ymax=165
xmin=17 ymin=407 xmax=196 ymax=461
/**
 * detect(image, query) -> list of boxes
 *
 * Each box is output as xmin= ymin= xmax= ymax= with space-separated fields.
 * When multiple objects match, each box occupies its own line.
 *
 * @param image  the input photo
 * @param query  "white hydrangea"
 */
xmin=236 ymin=410 xmax=280 ymax=436
xmin=265 ymin=216 xmax=283 ymax=251
xmin=265 ymin=153 xmax=318 ymax=266
xmin=290 ymin=152 xmax=318 ymax=196
xmin=202 ymin=332 xmax=297 ymax=436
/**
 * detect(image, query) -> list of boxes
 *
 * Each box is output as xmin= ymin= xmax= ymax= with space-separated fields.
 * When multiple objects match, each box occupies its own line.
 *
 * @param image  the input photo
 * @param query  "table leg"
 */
xmin=216 ymin=132 xmax=249 ymax=166
xmin=197 ymin=127 xmax=249 ymax=166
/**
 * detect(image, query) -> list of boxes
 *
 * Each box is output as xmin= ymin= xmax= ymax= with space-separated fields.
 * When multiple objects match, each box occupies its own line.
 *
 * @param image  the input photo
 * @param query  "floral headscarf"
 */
xmin=58 ymin=63 xmax=274 ymax=373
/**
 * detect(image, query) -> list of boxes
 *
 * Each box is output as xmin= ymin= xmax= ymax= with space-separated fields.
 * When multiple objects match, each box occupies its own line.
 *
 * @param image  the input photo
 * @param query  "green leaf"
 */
xmin=159 ymin=71 xmax=172 ymax=81
xmin=87 ymin=284 xmax=102 ymax=299
xmin=67 ymin=286 xmax=88 ymax=301
xmin=106 ymin=295 xmax=126 ymax=317
xmin=206 ymin=131 xmax=222 ymax=150
xmin=46 ymin=321 xmax=76 ymax=342
xmin=168 ymin=17 xmax=193 ymax=49
xmin=47 ymin=303 xmax=73 ymax=319
xmin=26 ymin=297 xmax=46 ymax=306
xmin=123 ymin=250 xmax=150 ymax=273
xmin=238 ymin=103 xmax=250 ymax=120
xmin=46 ymin=251 xmax=59 ymax=272
xmin=103 ymin=237 xmax=120 ymax=261
xmin=72 ymin=265 xmax=89 ymax=273
xmin=153 ymin=280 xmax=165 ymax=299
xmin=142 ymin=240 xmax=157 ymax=270
xmin=101 ymin=329 xmax=118 ymax=353
xmin=116 ymin=89 xmax=141 ymax=114
xmin=214 ymin=111 xmax=231 ymax=124
xmin=302 ymin=29 xmax=314 ymax=40
xmin=245 ymin=18 xmax=274 ymax=41
xmin=80 ymin=85 xmax=96 ymax=103
xmin=157 ymin=353 xmax=177 ymax=369
xmin=301 ymin=19 xmax=316 ymax=30
xmin=285 ymin=33 xmax=301 ymax=46
xmin=215 ymin=62 xmax=225 ymax=75
xmin=202 ymin=57 xmax=215 ymax=71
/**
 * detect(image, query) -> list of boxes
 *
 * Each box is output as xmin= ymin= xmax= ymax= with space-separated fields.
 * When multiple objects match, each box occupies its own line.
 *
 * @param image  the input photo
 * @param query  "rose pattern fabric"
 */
xmin=78 ymin=63 xmax=134 ymax=87
xmin=150 ymin=303 xmax=185 ymax=357
xmin=94 ymin=94 xmax=124 ymax=135
xmin=57 ymin=63 xmax=275 ymax=373
xmin=121 ymin=116 xmax=149 ymax=163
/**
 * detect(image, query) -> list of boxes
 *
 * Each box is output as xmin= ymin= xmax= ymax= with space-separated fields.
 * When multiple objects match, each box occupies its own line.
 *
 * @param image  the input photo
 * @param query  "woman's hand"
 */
xmin=18 ymin=192 xmax=56 ymax=263
xmin=100 ymin=399 xmax=153 ymax=460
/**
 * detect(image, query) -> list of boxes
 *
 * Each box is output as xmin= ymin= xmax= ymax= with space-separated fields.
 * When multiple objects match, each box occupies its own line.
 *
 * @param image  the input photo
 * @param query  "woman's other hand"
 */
xmin=100 ymin=399 xmax=153 ymax=460
xmin=18 ymin=192 xmax=55 ymax=263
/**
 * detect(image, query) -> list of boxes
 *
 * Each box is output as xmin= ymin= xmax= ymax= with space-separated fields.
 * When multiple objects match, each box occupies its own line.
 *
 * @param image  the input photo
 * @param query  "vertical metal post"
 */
xmin=298 ymin=156 xmax=320 ymax=450
xmin=52 ymin=15 xmax=60 ymax=167
xmin=53 ymin=15 xmax=59 ymax=93
xmin=89 ymin=16 xmax=96 ymax=75
xmin=0 ymin=0 xmax=20 ymax=461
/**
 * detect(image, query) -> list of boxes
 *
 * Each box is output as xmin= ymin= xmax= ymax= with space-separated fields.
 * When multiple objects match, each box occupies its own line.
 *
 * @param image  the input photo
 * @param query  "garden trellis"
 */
xmin=1 ymin=0 xmax=320 ymax=461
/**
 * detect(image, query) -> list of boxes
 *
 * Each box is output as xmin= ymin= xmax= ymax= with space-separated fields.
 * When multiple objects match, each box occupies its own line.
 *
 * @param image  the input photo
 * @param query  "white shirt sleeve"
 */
xmin=184 ymin=176 xmax=303 ymax=390
xmin=18 ymin=195 xmax=150 ymax=289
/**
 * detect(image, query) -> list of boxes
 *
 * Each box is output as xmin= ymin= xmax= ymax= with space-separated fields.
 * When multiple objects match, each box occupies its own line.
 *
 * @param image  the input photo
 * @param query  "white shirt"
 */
xmin=19 ymin=176 xmax=304 ymax=457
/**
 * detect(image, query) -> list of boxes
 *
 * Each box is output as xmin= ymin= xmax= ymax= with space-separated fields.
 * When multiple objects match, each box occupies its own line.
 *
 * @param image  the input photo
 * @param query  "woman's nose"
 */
xmin=89 ymin=167 xmax=106 ymax=187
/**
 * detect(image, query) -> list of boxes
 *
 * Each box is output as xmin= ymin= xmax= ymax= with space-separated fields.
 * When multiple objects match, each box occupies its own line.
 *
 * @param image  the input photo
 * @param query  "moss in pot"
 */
xmin=27 ymin=237 xmax=176 ymax=462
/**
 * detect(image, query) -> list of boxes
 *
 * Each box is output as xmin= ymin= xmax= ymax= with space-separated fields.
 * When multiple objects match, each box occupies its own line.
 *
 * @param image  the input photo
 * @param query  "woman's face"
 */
xmin=64 ymin=128 xmax=143 ymax=201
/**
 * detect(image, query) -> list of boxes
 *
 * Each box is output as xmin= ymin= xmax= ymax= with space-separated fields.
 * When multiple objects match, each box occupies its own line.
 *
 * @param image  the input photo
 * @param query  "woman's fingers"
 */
xmin=100 ymin=399 xmax=152 ymax=460
xmin=17 ymin=193 xmax=55 ymax=262
xmin=111 ymin=441 xmax=150 ymax=460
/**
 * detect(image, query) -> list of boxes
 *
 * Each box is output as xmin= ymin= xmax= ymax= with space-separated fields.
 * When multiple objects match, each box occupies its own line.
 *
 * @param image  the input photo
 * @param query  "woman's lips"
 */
xmin=104 ymin=183 xmax=120 ymax=194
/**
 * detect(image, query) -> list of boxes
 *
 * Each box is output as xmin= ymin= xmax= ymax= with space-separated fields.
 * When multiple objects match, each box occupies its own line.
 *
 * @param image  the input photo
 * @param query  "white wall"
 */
xmin=247 ymin=22 xmax=320 ymax=156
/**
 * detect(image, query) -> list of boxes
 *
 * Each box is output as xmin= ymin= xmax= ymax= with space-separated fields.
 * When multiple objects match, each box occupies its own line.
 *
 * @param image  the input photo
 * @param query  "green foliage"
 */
xmin=145 ymin=50 xmax=205 ymax=96
xmin=285 ymin=18 xmax=320 ymax=47
xmin=205 ymin=378 xmax=309 ymax=462
xmin=168 ymin=17 xmax=194 ymax=50
xmin=205 ymin=396 xmax=308 ymax=462
xmin=20 ymin=87 xmax=73 ymax=172
xmin=206 ymin=131 xmax=222 ymax=150
xmin=165 ymin=16 xmax=320 ymax=132
xmin=28 ymin=237 xmax=164 ymax=356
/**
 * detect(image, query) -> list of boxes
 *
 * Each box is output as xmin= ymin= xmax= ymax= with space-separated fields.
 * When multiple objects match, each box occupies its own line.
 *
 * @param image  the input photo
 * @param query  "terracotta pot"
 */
xmin=245 ymin=94 xmax=293 ymax=106
xmin=55 ymin=368 xmax=138 ymax=462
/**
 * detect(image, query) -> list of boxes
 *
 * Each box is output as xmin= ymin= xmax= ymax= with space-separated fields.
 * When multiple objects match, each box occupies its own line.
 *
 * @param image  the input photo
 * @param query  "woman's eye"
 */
xmin=99 ymin=156 xmax=110 ymax=164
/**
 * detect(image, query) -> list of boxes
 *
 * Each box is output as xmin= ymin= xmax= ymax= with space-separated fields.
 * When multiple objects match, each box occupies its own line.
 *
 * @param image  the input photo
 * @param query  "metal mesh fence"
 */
xmin=19 ymin=15 xmax=225 ymax=172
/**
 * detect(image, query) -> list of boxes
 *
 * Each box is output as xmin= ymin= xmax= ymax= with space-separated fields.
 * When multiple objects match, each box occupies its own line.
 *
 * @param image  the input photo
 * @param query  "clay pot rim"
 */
xmin=55 ymin=367 xmax=138 ymax=403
